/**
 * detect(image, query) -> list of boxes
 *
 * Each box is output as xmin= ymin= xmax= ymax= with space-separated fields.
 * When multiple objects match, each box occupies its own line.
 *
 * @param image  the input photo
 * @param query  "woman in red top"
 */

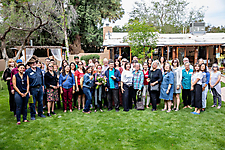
xmin=75 ymin=61 xmax=85 ymax=110
xmin=142 ymin=62 xmax=150 ymax=108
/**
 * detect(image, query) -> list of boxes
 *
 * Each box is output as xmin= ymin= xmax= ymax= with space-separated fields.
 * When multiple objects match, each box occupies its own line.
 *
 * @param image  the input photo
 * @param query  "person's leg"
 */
xmin=113 ymin=89 xmax=119 ymax=110
xmin=168 ymin=100 xmax=172 ymax=111
xmin=68 ymin=88 xmax=73 ymax=111
xmin=216 ymin=90 xmax=222 ymax=107
xmin=77 ymin=95 xmax=81 ymax=109
xmin=23 ymin=94 xmax=29 ymax=121
xmin=83 ymin=87 xmax=92 ymax=112
xmin=57 ymin=88 xmax=61 ymax=109
xmin=14 ymin=92 xmax=22 ymax=123
xmin=82 ymin=94 xmax=85 ymax=109
xmin=107 ymin=89 xmax=112 ymax=110
xmin=62 ymin=88 xmax=68 ymax=111
xmin=123 ymin=85 xmax=129 ymax=111
xmin=30 ymin=88 xmax=37 ymax=118
xmin=163 ymin=100 xmax=167 ymax=110
xmin=142 ymin=85 xmax=147 ymax=106
xmin=73 ymin=92 xmax=77 ymax=108
xmin=191 ymin=90 xmax=195 ymax=107
xmin=211 ymin=88 xmax=217 ymax=106
xmin=182 ymin=89 xmax=187 ymax=107
xmin=47 ymin=102 xmax=51 ymax=114
xmin=146 ymin=88 xmax=150 ymax=107
xmin=151 ymin=92 xmax=157 ymax=110
xmin=128 ymin=87 xmax=133 ymax=109
xmin=118 ymin=88 xmax=123 ymax=106
xmin=173 ymin=94 xmax=177 ymax=109
xmin=176 ymin=94 xmax=180 ymax=110
xmin=37 ymin=87 xmax=44 ymax=116
xmin=195 ymin=84 xmax=202 ymax=113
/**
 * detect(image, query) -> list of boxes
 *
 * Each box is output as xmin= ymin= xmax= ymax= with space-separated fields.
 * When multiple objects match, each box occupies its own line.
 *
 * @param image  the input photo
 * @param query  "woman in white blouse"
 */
xmin=172 ymin=59 xmax=182 ymax=111
xmin=191 ymin=63 xmax=203 ymax=115
xmin=121 ymin=62 xmax=133 ymax=112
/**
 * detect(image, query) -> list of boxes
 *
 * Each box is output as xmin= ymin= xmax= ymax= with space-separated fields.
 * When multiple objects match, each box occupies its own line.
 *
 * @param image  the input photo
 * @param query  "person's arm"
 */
xmin=44 ymin=73 xmax=51 ymax=88
xmin=213 ymin=74 xmax=221 ymax=87
xmin=12 ymin=75 xmax=23 ymax=97
xmin=72 ymin=74 xmax=76 ymax=94
xmin=139 ymin=72 xmax=144 ymax=90
xmin=166 ymin=84 xmax=172 ymax=94
xmin=155 ymin=69 xmax=162 ymax=84
xmin=121 ymin=81 xmax=125 ymax=93
xmin=203 ymin=72 xmax=210 ymax=89
xmin=114 ymin=70 xmax=121 ymax=82
xmin=59 ymin=74 xmax=63 ymax=94
xmin=24 ymin=76 xmax=29 ymax=96
xmin=10 ymin=69 xmax=15 ymax=93
xmin=166 ymin=72 xmax=174 ymax=94
xmin=75 ymin=71 xmax=79 ymax=91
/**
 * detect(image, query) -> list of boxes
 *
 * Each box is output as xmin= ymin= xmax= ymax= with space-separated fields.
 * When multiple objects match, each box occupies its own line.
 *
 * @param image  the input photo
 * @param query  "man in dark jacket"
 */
xmin=105 ymin=60 xmax=121 ymax=111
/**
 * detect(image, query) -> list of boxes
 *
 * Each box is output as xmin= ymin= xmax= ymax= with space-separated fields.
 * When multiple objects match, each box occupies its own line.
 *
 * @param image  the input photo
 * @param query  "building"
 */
xmin=102 ymin=24 xmax=225 ymax=67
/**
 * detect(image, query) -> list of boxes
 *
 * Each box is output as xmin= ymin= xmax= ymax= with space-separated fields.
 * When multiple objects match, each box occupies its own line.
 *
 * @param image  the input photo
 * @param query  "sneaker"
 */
xmin=116 ymin=109 xmax=119 ymax=112
xmin=51 ymin=111 xmax=56 ymax=115
xmin=47 ymin=113 xmax=52 ymax=117
xmin=151 ymin=109 xmax=156 ymax=111
xmin=217 ymin=106 xmax=221 ymax=109
xmin=100 ymin=109 xmax=104 ymax=112
xmin=38 ymin=114 xmax=46 ymax=118
xmin=31 ymin=117 xmax=36 ymax=120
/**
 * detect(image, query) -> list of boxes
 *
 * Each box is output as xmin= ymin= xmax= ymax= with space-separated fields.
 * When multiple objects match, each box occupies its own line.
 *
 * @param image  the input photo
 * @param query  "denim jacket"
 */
xmin=83 ymin=73 xmax=94 ymax=89
xmin=105 ymin=68 xmax=121 ymax=89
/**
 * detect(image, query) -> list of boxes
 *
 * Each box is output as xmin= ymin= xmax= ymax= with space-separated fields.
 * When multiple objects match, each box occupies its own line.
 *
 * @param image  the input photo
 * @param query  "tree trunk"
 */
xmin=1 ymin=39 xmax=9 ymax=69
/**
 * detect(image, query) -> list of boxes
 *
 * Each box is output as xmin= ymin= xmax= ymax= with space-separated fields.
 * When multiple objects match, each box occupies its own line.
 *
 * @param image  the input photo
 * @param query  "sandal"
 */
xmin=175 ymin=109 xmax=179 ymax=112
xmin=51 ymin=111 xmax=56 ymax=115
xmin=94 ymin=110 xmax=97 ymax=112
xmin=47 ymin=113 xmax=52 ymax=117
xmin=166 ymin=110 xmax=171 ymax=113
xmin=161 ymin=109 xmax=166 ymax=111
xmin=172 ymin=108 xmax=176 ymax=110
xmin=100 ymin=109 xmax=104 ymax=112
xmin=64 ymin=110 xmax=67 ymax=113
xmin=23 ymin=120 xmax=30 ymax=122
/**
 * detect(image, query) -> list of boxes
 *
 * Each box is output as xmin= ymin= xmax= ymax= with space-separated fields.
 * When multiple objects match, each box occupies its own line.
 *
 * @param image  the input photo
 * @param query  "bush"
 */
xmin=80 ymin=54 xmax=100 ymax=65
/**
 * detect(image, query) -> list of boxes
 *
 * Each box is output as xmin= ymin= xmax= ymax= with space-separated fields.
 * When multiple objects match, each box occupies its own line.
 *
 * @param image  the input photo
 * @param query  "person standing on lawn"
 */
xmin=94 ymin=64 xmax=104 ymax=112
xmin=105 ymin=60 xmax=121 ymax=111
xmin=181 ymin=62 xmax=193 ymax=109
xmin=148 ymin=61 xmax=162 ymax=111
xmin=160 ymin=63 xmax=174 ymax=113
xmin=210 ymin=63 xmax=222 ymax=109
xmin=13 ymin=64 xmax=29 ymax=125
xmin=201 ymin=63 xmax=210 ymax=112
xmin=26 ymin=57 xmax=46 ymax=120
xmin=3 ymin=59 xmax=16 ymax=114
xmin=191 ymin=63 xmax=203 ymax=115
xmin=45 ymin=63 xmax=59 ymax=117
xmin=75 ymin=61 xmax=85 ymax=110
xmin=102 ymin=58 xmax=109 ymax=108
xmin=70 ymin=62 xmax=77 ymax=109
xmin=172 ymin=59 xmax=182 ymax=111
xmin=121 ymin=62 xmax=133 ymax=112
xmin=59 ymin=65 xmax=76 ymax=112
xmin=132 ymin=63 xmax=144 ymax=109
xmin=142 ymin=62 xmax=150 ymax=108
xmin=115 ymin=59 xmax=123 ymax=106
xmin=83 ymin=66 xmax=94 ymax=113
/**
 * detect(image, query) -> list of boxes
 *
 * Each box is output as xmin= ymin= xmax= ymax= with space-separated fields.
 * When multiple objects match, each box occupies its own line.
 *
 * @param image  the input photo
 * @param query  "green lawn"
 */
xmin=0 ymin=82 xmax=225 ymax=150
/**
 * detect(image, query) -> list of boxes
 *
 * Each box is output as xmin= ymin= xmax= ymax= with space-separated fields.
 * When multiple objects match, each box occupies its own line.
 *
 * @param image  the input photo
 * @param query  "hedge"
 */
xmin=80 ymin=54 xmax=100 ymax=65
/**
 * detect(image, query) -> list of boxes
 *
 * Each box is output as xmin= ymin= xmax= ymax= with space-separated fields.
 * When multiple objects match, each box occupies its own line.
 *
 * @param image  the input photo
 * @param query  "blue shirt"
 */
xmin=26 ymin=67 xmax=44 ymax=87
xmin=109 ymin=68 xmax=115 ymax=89
xmin=181 ymin=69 xmax=193 ymax=89
xmin=59 ymin=73 xmax=75 ymax=89
xmin=202 ymin=71 xmax=210 ymax=87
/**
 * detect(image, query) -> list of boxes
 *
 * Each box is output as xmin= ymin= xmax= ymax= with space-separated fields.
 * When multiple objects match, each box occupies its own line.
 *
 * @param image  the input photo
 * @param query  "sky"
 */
xmin=106 ymin=0 xmax=225 ymax=27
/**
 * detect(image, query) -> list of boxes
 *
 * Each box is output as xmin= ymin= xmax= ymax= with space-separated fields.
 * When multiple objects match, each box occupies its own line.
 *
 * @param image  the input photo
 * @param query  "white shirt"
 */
xmin=121 ymin=70 xmax=133 ymax=85
xmin=191 ymin=71 xmax=203 ymax=85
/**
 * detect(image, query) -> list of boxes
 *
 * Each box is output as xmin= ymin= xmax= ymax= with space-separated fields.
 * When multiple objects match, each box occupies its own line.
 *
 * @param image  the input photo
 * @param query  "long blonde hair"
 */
xmin=8 ymin=59 xmax=15 ymax=68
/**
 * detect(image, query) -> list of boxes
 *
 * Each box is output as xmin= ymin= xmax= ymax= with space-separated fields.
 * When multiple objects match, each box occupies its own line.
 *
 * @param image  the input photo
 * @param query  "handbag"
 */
xmin=136 ymin=90 xmax=144 ymax=110
xmin=150 ymin=72 xmax=159 ymax=91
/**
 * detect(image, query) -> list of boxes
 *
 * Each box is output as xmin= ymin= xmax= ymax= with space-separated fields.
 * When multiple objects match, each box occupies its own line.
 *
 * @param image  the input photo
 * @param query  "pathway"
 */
xmin=221 ymin=76 xmax=225 ymax=102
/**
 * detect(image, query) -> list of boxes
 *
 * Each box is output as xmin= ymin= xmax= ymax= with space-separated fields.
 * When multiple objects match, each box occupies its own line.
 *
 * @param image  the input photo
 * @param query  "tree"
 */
xmin=69 ymin=0 xmax=124 ymax=53
xmin=129 ymin=0 xmax=206 ymax=34
xmin=125 ymin=20 xmax=158 ymax=63
xmin=113 ymin=25 xmax=127 ymax=32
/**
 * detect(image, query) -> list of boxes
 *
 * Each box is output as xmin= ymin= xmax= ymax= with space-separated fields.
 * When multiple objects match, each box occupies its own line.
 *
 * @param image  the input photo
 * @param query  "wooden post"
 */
xmin=184 ymin=47 xmax=186 ymax=57
xmin=119 ymin=47 xmax=121 ymax=56
xmin=219 ymin=45 xmax=221 ymax=53
xmin=167 ymin=46 xmax=169 ymax=61
xmin=206 ymin=46 xmax=209 ymax=67
xmin=151 ymin=48 xmax=153 ymax=59
xmin=176 ymin=47 xmax=179 ymax=58
xmin=172 ymin=47 xmax=175 ymax=59
xmin=24 ymin=49 xmax=26 ymax=63
xmin=162 ymin=47 xmax=164 ymax=57
xmin=130 ymin=47 xmax=132 ymax=62
xmin=194 ymin=47 xmax=198 ymax=64
xmin=61 ymin=48 xmax=63 ymax=57
xmin=47 ymin=48 xmax=49 ymax=58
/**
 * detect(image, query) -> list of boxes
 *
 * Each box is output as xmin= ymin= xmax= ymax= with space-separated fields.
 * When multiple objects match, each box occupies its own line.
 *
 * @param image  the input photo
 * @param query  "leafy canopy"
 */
xmin=126 ymin=20 xmax=158 ymax=62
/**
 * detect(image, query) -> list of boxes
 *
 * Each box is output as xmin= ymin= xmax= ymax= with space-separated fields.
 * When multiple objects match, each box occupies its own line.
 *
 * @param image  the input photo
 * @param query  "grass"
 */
xmin=0 ymin=82 xmax=225 ymax=150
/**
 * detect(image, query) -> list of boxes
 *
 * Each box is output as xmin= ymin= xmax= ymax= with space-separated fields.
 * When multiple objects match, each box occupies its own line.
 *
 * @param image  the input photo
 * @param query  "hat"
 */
xmin=74 ymin=56 xmax=79 ymax=59
xmin=27 ymin=58 xmax=36 ymax=65
xmin=31 ymin=55 xmax=39 ymax=61
xmin=16 ymin=59 xmax=23 ymax=63
xmin=122 ymin=58 xmax=128 ymax=62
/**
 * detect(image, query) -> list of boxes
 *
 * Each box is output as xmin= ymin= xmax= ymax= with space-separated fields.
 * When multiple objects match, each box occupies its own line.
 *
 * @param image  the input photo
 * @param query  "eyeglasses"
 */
xmin=78 ymin=64 xmax=82 ymax=65
xmin=213 ymin=66 xmax=218 ymax=68
xmin=49 ymin=66 xmax=53 ymax=67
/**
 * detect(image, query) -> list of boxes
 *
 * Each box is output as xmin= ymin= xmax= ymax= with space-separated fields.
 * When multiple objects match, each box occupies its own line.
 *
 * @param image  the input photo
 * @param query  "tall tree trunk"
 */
xmin=1 ymin=39 xmax=9 ymax=69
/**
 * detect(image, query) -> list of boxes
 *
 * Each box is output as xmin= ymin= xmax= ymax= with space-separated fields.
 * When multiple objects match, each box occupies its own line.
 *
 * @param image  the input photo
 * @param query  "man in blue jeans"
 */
xmin=26 ymin=57 xmax=46 ymax=120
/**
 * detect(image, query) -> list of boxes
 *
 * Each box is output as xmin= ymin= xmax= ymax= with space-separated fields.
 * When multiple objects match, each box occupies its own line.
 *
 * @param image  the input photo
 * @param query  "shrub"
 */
xmin=80 ymin=54 xmax=100 ymax=65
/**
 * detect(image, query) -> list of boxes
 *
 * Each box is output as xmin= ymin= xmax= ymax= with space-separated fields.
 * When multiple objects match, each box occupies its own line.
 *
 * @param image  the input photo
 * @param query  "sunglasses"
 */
xmin=213 ymin=66 xmax=218 ymax=68
xmin=49 ymin=66 xmax=53 ymax=67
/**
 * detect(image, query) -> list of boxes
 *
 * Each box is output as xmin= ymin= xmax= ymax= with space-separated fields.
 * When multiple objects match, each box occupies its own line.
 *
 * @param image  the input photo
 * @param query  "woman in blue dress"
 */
xmin=160 ymin=63 xmax=174 ymax=113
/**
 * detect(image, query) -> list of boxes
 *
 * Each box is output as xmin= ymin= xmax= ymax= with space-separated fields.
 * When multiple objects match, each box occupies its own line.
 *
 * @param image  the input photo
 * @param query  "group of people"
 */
xmin=3 ymin=55 xmax=222 ymax=125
